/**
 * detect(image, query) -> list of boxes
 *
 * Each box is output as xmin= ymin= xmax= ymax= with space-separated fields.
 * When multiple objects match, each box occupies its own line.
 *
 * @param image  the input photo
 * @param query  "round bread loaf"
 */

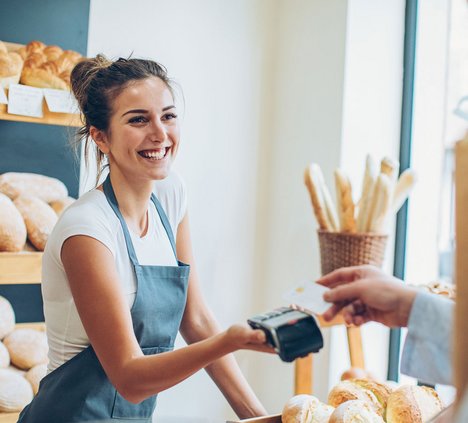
xmin=329 ymin=400 xmax=385 ymax=423
xmin=328 ymin=380 xmax=382 ymax=416
xmin=386 ymin=385 xmax=443 ymax=423
xmin=0 ymin=192 xmax=27 ymax=252
xmin=25 ymin=363 xmax=47 ymax=395
xmin=3 ymin=328 xmax=48 ymax=370
xmin=50 ymin=196 xmax=75 ymax=216
xmin=0 ymin=172 xmax=68 ymax=202
xmin=341 ymin=368 xmax=375 ymax=381
xmin=282 ymin=395 xmax=334 ymax=423
xmin=0 ymin=342 xmax=9 ymax=368
xmin=0 ymin=296 xmax=15 ymax=339
xmin=0 ymin=368 xmax=33 ymax=412
xmin=14 ymin=195 xmax=58 ymax=251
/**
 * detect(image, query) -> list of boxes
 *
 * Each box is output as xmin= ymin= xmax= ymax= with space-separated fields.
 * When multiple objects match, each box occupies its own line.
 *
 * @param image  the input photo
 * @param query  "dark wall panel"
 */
xmin=0 ymin=0 xmax=90 ymax=323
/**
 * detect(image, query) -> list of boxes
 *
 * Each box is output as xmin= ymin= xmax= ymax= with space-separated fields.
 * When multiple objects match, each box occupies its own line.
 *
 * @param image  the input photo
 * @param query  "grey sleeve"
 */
xmin=400 ymin=291 xmax=454 ymax=385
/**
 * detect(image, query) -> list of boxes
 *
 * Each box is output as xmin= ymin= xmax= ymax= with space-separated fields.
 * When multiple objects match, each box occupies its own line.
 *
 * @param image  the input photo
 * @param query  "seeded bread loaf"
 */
xmin=25 ymin=363 xmax=47 ymax=395
xmin=386 ymin=385 xmax=443 ymax=423
xmin=0 ymin=192 xmax=27 ymax=252
xmin=0 ymin=296 xmax=15 ymax=340
xmin=0 ymin=368 xmax=33 ymax=412
xmin=0 ymin=172 xmax=68 ymax=202
xmin=14 ymin=195 xmax=58 ymax=251
xmin=3 ymin=328 xmax=48 ymax=370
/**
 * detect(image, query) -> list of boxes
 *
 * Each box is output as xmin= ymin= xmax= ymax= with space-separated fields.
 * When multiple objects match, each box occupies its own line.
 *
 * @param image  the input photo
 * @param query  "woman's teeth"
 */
xmin=140 ymin=148 xmax=167 ymax=160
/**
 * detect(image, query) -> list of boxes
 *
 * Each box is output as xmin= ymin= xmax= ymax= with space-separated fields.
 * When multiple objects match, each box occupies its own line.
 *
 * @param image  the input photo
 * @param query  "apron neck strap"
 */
xmin=102 ymin=175 xmax=179 ymax=264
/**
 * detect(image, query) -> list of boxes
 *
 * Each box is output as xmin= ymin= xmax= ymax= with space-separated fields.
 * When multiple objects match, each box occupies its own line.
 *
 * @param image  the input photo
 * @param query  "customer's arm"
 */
xmin=401 ymin=291 xmax=454 ymax=385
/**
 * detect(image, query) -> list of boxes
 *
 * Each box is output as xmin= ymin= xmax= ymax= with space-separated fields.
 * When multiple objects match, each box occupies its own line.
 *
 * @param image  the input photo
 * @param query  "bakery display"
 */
xmin=282 ymin=395 xmax=334 ymax=423
xmin=304 ymin=156 xmax=416 ymax=234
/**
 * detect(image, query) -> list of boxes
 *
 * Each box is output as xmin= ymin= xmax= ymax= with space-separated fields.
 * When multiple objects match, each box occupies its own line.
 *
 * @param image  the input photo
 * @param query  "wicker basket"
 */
xmin=317 ymin=230 xmax=388 ymax=276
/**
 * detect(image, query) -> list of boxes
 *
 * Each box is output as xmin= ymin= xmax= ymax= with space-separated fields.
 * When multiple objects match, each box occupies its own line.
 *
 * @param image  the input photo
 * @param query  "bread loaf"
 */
xmin=0 ymin=296 xmax=15 ymax=340
xmin=304 ymin=165 xmax=333 ymax=231
xmin=3 ymin=328 xmax=48 ymax=370
xmin=21 ymin=67 xmax=69 ymax=90
xmin=392 ymin=169 xmax=416 ymax=214
xmin=0 ymin=50 xmax=24 ymax=87
xmin=14 ymin=195 xmax=58 ymax=251
xmin=282 ymin=394 xmax=334 ymax=423
xmin=0 ymin=192 xmax=27 ymax=252
xmin=0 ymin=368 xmax=33 ymax=412
xmin=0 ymin=172 xmax=68 ymax=202
xmin=25 ymin=363 xmax=47 ymax=395
xmin=329 ymin=400 xmax=384 ymax=423
xmin=43 ymin=45 xmax=63 ymax=62
xmin=26 ymin=40 xmax=46 ymax=55
xmin=328 ymin=379 xmax=384 ymax=417
xmin=50 ymin=196 xmax=75 ymax=216
xmin=386 ymin=385 xmax=443 ymax=423
xmin=0 ymin=342 xmax=9 ymax=368
xmin=356 ymin=155 xmax=377 ymax=232
xmin=0 ymin=41 xmax=7 ymax=54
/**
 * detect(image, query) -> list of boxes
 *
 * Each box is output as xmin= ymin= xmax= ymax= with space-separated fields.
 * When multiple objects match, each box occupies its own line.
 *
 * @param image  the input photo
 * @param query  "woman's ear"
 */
xmin=90 ymin=126 xmax=110 ymax=154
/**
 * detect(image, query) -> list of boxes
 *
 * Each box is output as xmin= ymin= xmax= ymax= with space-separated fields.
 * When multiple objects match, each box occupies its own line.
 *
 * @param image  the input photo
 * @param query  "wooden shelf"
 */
xmin=0 ymin=252 xmax=42 ymax=284
xmin=1 ymin=42 xmax=82 ymax=127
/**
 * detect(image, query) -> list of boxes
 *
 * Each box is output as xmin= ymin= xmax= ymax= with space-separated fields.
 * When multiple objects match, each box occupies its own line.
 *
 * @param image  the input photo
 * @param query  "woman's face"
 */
xmin=97 ymin=76 xmax=179 ymax=182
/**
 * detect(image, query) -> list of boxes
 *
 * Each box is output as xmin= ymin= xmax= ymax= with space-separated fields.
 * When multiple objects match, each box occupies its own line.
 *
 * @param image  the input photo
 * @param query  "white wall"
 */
xmin=87 ymin=0 xmax=405 ymax=420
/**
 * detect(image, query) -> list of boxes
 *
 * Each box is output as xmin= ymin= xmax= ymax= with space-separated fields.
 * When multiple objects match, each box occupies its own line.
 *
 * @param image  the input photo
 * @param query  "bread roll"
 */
xmin=61 ymin=49 xmax=82 ymax=64
xmin=0 ymin=172 xmax=68 ymax=202
xmin=0 ymin=342 xmax=9 ymax=368
xmin=50 ymin=196 xmax=75 ymax=216
xmin=386 ymin=385 xmax=443 ymax=423
xmin=23 ymin=51 xmax=46 ymax=69
xmin=334 ymin=169 xmax=357 ymax=233
xmin=329 ymin=400 xmax=384 ymax=423
xmin=0 ymin=368 xmax=33 ymax=412
xmin=0 ymin=296 xmax=15 ymax=340
xmin=6 ymin=365 xmax=25 ymax=376
xmin=0 ymin=192 xmax=27 ymax=252
xmin=3 ymin=328 xmax=48 ymax=370
xmin=352 ymin=379 xmax=392 ymax=413
xmin=25 ymin=363 xmax=47 ymax=395
xmin=282 ymin=395 xmax=334 ymax=423
xmin=328 ymin=380 xmax=382 ymax=417
xmin=14 ymin=195 xmax=58 ymax=251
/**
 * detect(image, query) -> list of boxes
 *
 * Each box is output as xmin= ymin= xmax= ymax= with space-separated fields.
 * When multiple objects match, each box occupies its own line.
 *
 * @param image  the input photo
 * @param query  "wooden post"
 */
xmin=294 ymin=355 xmax=313 ymax=394
xmin=347 ymin=326 xmax=365 ymax=369
xmin=455 ymin=135 xmax=468 ymax=403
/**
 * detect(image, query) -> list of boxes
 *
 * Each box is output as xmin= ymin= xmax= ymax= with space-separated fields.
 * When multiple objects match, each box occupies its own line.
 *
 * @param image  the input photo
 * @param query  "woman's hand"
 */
xmin=224 ymin=325 xmax=275 ymax=353
xmin=317 ymin=265 xmax=418 ymax=328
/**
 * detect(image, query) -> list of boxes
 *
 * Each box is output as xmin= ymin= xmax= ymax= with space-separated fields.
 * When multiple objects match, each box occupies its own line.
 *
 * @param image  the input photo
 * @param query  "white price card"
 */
xmin=7 ymin=84 xmax=43 ymax=118
xmin=283 ymin=281 xmax=331 ymax=315
xmin=43 ymin=89 xmax=79 ymax=114
xmin=0 ymin=87 xmax=8 ymax=105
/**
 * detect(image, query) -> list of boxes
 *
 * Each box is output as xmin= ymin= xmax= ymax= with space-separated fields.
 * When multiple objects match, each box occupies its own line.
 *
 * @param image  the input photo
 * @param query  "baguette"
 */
xmin=380 ymin=156 xmax=399 ymax=179
xmin=311 ymin=164 xmax=339 ymax=231
xmin=334 ymin=169 xmax=356 ymax=233
xmin=366 ymin=174 xmax=392 ymax=233
xmin=304 ymin=165 xmax=332 ymax=231
xmin=357 ymin=155 xmax=377 ymax=232
xmin=392 ymin=169 xmax=416 ymax=214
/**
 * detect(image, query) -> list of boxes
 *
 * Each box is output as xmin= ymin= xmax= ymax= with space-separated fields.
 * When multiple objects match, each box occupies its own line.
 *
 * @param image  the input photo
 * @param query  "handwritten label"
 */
xmin=0 ymin=87 xmax=8 ymax=105
xmin=7 ymin=84 xmax=43 ymax=118
xmin=43 ymin=89 xmax=79 ymax=114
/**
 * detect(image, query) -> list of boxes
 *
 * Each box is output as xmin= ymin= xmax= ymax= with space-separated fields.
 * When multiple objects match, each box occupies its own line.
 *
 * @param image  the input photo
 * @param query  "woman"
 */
xmin=18 ymin=56 xmax=272 ymax=422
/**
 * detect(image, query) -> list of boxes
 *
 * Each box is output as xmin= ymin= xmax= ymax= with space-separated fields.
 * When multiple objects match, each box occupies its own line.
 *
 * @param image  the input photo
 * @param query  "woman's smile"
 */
xmin=138 ymin=147 xmax=170 ymax=161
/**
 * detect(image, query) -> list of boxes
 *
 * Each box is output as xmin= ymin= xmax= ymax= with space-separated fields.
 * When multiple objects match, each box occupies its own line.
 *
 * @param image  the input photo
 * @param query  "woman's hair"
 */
xmin=70 ymin=55 xmax=174 ymax=184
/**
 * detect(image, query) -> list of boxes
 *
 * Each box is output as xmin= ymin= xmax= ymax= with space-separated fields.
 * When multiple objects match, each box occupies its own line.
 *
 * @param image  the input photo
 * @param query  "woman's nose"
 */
xmin=149 ymin=119 xmax=167 ymax=142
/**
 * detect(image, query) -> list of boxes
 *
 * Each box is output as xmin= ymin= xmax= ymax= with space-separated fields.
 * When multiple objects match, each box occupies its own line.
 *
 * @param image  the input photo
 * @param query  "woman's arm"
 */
xmin=61 ymin=235 xmax=270 ymax=404
xmin=176 ymin=213 xmax=268 ymax=419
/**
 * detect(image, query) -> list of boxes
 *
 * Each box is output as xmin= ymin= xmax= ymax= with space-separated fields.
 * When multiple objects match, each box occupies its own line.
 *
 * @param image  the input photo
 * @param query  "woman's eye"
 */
xmin=128 ymin=116 xmax=148 ymax=124
xmin=162 ymin=113 xmax=178 ymax=121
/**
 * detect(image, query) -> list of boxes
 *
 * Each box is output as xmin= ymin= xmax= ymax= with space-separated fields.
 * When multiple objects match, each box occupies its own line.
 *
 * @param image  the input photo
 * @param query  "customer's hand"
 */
xmin=317 ymin=265 xmax=418 ymax=328
xmin=224 ymin=325 xmax=275 ymax=353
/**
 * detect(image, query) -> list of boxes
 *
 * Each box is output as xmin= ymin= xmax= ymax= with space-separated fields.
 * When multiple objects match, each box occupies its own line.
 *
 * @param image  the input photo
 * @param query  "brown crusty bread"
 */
xmin=13 ymin=195 xmax=58 ymax=251
xmin=0 ymin=193 xmax=27 ymax=252
xmin=0 ymin=172 xmax=68 ymax=202
xmin=386 ymin=385 xmax=443 ymax=423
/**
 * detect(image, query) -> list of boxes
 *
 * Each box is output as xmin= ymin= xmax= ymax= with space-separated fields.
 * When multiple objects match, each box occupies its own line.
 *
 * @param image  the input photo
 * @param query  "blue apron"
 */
xmin=18 ymin=175 xmax=190 ymax=423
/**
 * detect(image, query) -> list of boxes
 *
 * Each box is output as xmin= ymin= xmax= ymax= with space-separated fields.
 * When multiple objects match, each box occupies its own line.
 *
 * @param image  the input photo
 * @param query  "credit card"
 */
xmin=283 ymin=281 xmax=331 ymax=315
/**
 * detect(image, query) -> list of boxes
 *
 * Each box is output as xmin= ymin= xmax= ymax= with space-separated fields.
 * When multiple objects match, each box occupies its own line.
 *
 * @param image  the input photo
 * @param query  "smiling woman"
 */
xmin=15 ymin=56 xmax=274 ymax=423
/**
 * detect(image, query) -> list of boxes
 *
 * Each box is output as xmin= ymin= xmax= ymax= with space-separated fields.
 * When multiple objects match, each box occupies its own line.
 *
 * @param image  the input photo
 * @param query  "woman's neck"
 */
xmin=107 ymin=170 xmax=154 ymax=236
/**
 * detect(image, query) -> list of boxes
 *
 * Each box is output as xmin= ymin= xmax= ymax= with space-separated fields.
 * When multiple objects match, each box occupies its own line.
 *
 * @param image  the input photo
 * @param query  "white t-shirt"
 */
xmin=42 ymin=172 xmax=187 ymax=372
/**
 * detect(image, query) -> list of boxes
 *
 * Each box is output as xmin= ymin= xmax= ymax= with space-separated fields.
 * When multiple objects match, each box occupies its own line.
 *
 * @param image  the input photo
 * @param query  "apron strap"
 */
xmin=103 ymin=175 xmax=179 ymax=264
